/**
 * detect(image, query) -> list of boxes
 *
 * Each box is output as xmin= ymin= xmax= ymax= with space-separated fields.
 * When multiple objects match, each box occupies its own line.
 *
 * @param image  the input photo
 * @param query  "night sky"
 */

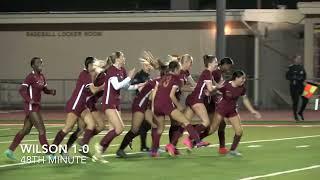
xmin=0 ymin=0 xmax=318 ymax=12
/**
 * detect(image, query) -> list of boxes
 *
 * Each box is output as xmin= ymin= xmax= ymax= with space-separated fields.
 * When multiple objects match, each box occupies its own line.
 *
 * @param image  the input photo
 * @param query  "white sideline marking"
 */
xmin=0 ymin=128 xmax=11 ymax=131
xmin=239 ymin=165 xmax=320 ymax=180
xmin=296 ymin=145 xmax=310 ymax=148
xmin=247 ymin=145 xmax=261 ymax=148
xmin=1 ymin=134 xmax=320 ymax=168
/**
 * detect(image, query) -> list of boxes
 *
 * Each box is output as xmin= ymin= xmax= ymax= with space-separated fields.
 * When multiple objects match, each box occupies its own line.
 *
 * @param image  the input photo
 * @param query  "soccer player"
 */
xmin=151 ymin=61 xmax=207 ymax=157
xmin=5 ymin=57 xmax=56 ymax=160
xmin=116 ymin=65 xmax=168 ymax=158
xmin=168 ymin=54 xmax=196 ymax=153
xmin=51 ymin=57 xmax=104 ymax=157
xmin=207 ymin=70 xmax=261 ymax=156
xmin=130 ymin=58 xmax=154 ymax=152
xmin=64 ymin=58 xmax=111 ymax=153
xmin=166 ymin=55 xmax=221 ymax=156
xmin=93 ymin=51 xmax=144 ymax=163
xmin=204 ymin=57 xmax=234 ymax=154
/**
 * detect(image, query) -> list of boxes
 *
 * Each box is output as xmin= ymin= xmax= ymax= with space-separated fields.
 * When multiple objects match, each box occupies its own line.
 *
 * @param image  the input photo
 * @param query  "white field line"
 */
xmin=239 ymin=165 xmax=320 ymax=180
xmin=0 ymin=128 xmax=11 ymax=131
xmin=296 ymin=145 xmax=310 ymax=148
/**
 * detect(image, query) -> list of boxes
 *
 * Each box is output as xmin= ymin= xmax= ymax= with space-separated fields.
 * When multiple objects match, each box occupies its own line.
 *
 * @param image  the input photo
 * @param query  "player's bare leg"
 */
xmin=227 ymin=115 xmax=243 ymax=157
xmin=93 ymin=109 xmax=123 ymax=163
xmin=5 ymin=116 xmax=33 ymax=160
xmin=150 ymin=115 xmax=165 ymax=157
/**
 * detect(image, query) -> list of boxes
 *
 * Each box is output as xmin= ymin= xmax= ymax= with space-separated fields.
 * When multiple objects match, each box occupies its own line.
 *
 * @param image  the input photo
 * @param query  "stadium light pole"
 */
xmin=216 ymin=0 xmax=226 ymax=60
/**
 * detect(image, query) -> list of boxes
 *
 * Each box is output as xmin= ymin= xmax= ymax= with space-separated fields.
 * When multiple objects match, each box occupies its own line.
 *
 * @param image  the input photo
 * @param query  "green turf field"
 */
xmin=0 ymin=121 xmax=319 ymax=180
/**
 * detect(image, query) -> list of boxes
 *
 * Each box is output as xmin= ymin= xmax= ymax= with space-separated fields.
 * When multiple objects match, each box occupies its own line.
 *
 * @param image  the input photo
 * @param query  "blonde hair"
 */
xmin=93 ymin=59 xmax=107 ymax=74
xmin=180 ymin=54 xmax=193 ymax=65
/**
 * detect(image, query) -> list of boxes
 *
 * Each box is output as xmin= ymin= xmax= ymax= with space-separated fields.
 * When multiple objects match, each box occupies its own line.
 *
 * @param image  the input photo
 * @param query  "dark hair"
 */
xmin=107 ymin=55 xmax=115 ymax=65
xmin=180 ymin=54 xmax=192 ymax=65
xmin=108 ymin=51 xmax=123 ymax=64
xmin=203 ymin=55 xmax=216 ymax=68
xmin=30 ymin=57 xmax=41 ymax=67
xmin=231 ymin=70 xmax=246 ymax=80
xmin=156 ymin=59 xmax=164 ymax=68
xmin=85 ymin=57 xmax=95 ymax=70
xmin=168 ymin=61 xmax=180 ymax=72
xmin=159 ymin=65 xmax=168 ymax=77
xmin=220 ymin=57 xmax=234 ymax=66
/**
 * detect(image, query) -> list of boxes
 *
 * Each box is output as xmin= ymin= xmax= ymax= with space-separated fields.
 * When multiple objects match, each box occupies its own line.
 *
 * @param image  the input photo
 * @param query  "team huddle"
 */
xmin=4 ymin=51 xmax=261 ymax=163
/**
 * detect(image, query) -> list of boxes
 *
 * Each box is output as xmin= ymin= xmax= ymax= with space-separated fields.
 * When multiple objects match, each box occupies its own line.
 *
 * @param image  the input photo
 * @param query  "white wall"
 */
xmin=0 ymin=29 xmax=215 ymax=79
xmin=0 ymin=28 xmax=215 ymax=107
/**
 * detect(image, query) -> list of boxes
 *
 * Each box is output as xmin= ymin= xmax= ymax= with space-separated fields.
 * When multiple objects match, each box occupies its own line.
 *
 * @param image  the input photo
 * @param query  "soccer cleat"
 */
xmin=228 ymin=150 xmax=242 ymax=157
xmin=294 ymin=114 xmax=300 ymax=122
xmin=4 ymin=149 xmax=16 ymax=161
xmin=165 ymin=144 xmax=176 ymax=157
xmin=150 ymin=149 xmax=160 ymax=157
xmin=218 ymin=147 xmax=229 ymax=155
xmin=298 ymin=113 xmax=305 ymax=121
xmin=93 ymin=143 xmax=104 ymax=159
xmin=116 ymin=149 xmax=128 ymax=158
xmin=92 ymin=155 xmax=109 ymax=164
xmin=140 ymin=146 xmax=150 ymax=152
xmin=196 ymin=141 xmax=210 ymax=148
xmin=182 ymin=137 xmax=193 ymax=151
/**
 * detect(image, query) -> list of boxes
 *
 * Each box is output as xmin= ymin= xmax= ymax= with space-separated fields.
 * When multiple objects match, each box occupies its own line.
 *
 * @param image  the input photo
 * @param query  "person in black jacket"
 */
xmin=286 ymin=55 xmax=308 ymax=121
xmin=130 ymin=61 xmax=153 ymax=151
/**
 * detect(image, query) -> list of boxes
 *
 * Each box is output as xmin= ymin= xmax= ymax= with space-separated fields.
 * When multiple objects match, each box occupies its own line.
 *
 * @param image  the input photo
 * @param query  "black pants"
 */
xmin=290 ymin=85 xmax=309 ymax=116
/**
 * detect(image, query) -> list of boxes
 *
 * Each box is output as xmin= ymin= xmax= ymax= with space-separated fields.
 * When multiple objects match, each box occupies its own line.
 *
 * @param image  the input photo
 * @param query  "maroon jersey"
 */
xmin=20 ymin=71 xmax=47 ymax=111
xmin=211 ymin=68 xmax=224 ymax=102
xmin=154 ymin=74 xmax=182 ymax=114
xmin=217 ymin=81 xmax=246 ymax=110
xmin=102 ymin=65 xmax=127 ymax=109
xmin=190 ymin=69 xmax=212 ymax=101
xmin=175 ymin=69 xmax=190 ymax=100
xmin=86 ymin=72 xmax=106 ymax=111
xmin=66 ymin=70 xmax=92 ymax=111
xmin=179 ymin=69 xmax=190 ymax=85
xmin=204 ymin=68 xmax=224 ymax=112
xmin=133 ymin=77 xmax=159 ymax=108
xmin=212 ymin=68 xmax=223 ymax=83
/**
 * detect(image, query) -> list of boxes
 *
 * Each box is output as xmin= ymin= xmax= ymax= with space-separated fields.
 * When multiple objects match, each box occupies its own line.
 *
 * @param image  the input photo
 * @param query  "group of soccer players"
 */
xmin=4 ymin=51 xmax=261 ymax=163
